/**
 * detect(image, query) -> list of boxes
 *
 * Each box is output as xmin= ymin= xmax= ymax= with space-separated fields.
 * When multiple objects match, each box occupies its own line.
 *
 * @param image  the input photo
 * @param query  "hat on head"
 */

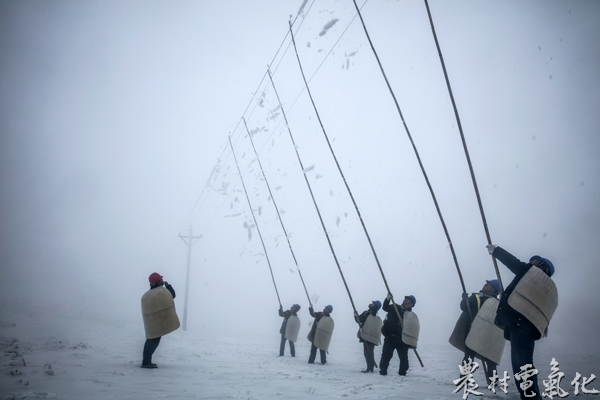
xmin=372 ymin=300 xmax=382 ymax=311
xmin=486 ymin=279 xmax=501 ymax=296
xmin=293 ymin=304 xmax=301 ymax=311
xmin=325 ymin=305 xmax=333 ymax=313
xmin=405 ymin=295 xmax=416 ymax=307
xmin=149 ymin=272 xmax=163 ymax=285
xmin=530 ymin=255 xmax=555 ymax=277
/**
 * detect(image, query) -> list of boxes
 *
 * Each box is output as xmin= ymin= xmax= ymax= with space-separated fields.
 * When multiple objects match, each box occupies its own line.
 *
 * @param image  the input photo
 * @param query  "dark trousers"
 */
xmin=363 ymin=341 xmax=376 ymax=372
xmin=308 ymin=343 xmax=326 ymax=364
xmin=463 ymin=346 xmax=497 ymax=380
xmin=509 ymin=326 xmax=541 ymax=399
xmin=142 ymin=337 xmax=161 ymax=365
xmin=279 ymin=334 xmax=295 ymax=356
xmin=379 ymin=336 xmax=409 ymax=375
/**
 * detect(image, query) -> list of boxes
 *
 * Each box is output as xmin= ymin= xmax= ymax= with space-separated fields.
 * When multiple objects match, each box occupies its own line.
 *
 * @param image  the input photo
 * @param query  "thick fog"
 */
xmin=1 ymin=0 xmax=599 ymax=357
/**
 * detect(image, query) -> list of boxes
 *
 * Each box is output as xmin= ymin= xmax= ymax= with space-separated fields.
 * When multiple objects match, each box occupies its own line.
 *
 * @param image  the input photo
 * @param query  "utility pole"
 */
xmin=179 ymin=226 xmax=201 ymax=331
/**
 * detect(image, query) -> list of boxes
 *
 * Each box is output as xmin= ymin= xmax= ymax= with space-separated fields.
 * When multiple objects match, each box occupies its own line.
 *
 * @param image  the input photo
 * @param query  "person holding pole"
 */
xmin=449 ymin=279 xmax=502 ymax=382
xmin=354 ymin=300 xmax=382 ymax=373
xmin=307 ymin=305 xmax=334 ymax=365
xmin=487 ymin=244 xmax=558 ymax=400
xmin=140 ymin=273 xmax=179 ymax=368
xmin=278 ymin=304 xmax=301 ymax=357
xmin=379 ymin=293 xmax=418 ymax=376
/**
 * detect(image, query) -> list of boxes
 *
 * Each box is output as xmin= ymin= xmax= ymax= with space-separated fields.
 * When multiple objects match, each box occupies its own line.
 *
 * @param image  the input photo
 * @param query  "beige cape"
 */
xmin=401 ymin=311 xmax=419 ymax=348
xmin=507 ymin=267 xmax=558 ymax=337
xmin=360 ymin=314 xmax=383 ymax=345
xmin=313 ymin=316 xmax=334 ymax=351
xmin=284 ymin=315 xmax=301 ymax=342
xmin=141 ymin=287 xmax=180 ymax=339
xmin=465 ymin=297 xmax=506 ymax=364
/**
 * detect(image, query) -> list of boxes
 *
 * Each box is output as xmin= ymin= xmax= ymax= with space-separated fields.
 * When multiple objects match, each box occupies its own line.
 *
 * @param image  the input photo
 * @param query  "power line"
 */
xmin=180 ymin=1 xmax=365 ymax=237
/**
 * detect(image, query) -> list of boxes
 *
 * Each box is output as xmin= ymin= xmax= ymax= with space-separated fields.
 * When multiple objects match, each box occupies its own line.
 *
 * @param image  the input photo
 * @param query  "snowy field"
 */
xmin=1 ymin=1 xmax=599 ymax=399
xmin=2 ymin=305 xmax=598 ymax=400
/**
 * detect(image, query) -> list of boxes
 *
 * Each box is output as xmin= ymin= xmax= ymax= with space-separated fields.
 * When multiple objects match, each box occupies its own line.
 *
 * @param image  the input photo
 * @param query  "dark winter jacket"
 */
xmin=492 ymin=246 xmax=541 ymax=340
xmin=307 ymin=307 xmax=324 ymax=342
xmin=381 ymin=298 xmax=404 ymax=338
xmin=150 ymin=282 xmax=176 ymax=298
xmin=459 ymin=292 xmax=491 ymax=339
xmin=357 ymin=309 xmax=377 ymax=326
xmin=460 ymin=293 xmax=487 ymax=314
xmin=278 ymin=308 xmax=297 ymax=335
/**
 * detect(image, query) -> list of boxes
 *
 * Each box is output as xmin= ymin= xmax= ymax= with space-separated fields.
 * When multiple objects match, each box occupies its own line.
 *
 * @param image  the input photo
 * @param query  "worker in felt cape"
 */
xmin=354 ymin=300 xmax=383 ymax=373
xmin=278 ymin=304 xmax=301 ymax=357
xmin=141 ymin=272 xmax=180 ymax=368
xmin=379 ymin=293 xmax=419 ymax=376
xmin=487 ymin=244 xmax=558 ymax=400
xmin=307 ymin=305 xmax=334 ymax=365
xmin=449 ymin=279 xmax=505 ymax=382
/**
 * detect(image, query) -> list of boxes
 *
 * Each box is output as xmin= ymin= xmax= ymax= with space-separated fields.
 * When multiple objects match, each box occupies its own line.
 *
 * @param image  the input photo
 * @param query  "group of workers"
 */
xmin=140 ymin=244 xmax=557 ymax=400
xmin=278 ymin=292 xmax=418 ymax=376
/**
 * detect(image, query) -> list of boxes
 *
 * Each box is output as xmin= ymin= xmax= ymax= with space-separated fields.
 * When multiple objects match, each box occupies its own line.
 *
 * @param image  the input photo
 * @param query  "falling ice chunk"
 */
xmin=320 ymin=19 xmax=339 ymax=36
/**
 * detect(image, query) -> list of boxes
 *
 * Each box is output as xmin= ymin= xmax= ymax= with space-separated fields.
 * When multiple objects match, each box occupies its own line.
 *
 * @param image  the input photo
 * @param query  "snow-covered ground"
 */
xmin=2 ymin=305 xmax=598 ymax=400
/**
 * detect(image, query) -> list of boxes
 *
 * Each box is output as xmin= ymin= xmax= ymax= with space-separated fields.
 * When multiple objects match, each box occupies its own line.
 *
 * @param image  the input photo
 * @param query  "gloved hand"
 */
xmin=386 ymin=293 xmax=393 ymax=301
xmin=354 ymin=311 xmax=359 ymax=317
xmin=486 ymin=244 xmax=497 ymax=255
xmin=461 ymin=293 xmax=469 ymax=303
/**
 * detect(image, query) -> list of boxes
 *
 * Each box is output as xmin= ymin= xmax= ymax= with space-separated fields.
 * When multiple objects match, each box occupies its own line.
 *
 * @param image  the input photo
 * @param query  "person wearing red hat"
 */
xmin=141 ymin=273 xmax=177 ymax=368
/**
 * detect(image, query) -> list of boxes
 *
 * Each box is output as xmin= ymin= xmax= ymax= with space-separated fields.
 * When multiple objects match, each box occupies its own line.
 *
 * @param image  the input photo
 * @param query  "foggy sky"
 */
xmin=1 ymin=0 xmax=599 ymax=354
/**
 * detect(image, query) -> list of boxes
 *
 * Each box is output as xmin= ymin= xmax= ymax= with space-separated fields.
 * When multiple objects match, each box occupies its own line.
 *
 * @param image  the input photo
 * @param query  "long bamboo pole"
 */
xmin=228 ymin=136 xmax=282 ymax=307
xmin=243 ymin=117 xmax=313 ymax=308
xmin=266 ymin=66 xmax=358 ymax=316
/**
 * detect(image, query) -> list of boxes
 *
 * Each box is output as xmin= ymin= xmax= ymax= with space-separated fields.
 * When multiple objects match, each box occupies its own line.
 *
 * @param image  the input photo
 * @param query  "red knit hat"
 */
xmin=149 ymin=272 xmax=163 ymax=285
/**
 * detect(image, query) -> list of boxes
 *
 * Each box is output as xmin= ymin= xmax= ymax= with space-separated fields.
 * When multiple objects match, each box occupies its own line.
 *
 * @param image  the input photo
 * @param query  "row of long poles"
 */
xmin=221 ymin=1 xmax=500 ymax=373
xmin=266 ymin=64 xmax=358 ymax=315
xmin=290 ymin=21 xmax=424 ymax=367
xmin=228 ymin=136 xmax=282 ymax=308
xmin=286 ymin=18 xmax=424 ymax=367
xmin=243 ymin=117 xmax=313 ymax=308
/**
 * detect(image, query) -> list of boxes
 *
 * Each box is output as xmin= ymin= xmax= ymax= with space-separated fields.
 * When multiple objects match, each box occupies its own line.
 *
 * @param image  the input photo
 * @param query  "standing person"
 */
xmin=487 ymin=244 xmax=558 ymax=400
xmin=278 ymin=304 xmax=301 ymax=357
xmin=141 ymin=272 xmax=180 ymax=369
xmin=379 ymin=294 xmax=418 ymax=376
xmin=354 ymin=300 xmax=382 ymax=373
xmin=307 ymin=305 xmax=334 ymax=365
xmin=450 ymin=279 xmax=502 ymax=381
